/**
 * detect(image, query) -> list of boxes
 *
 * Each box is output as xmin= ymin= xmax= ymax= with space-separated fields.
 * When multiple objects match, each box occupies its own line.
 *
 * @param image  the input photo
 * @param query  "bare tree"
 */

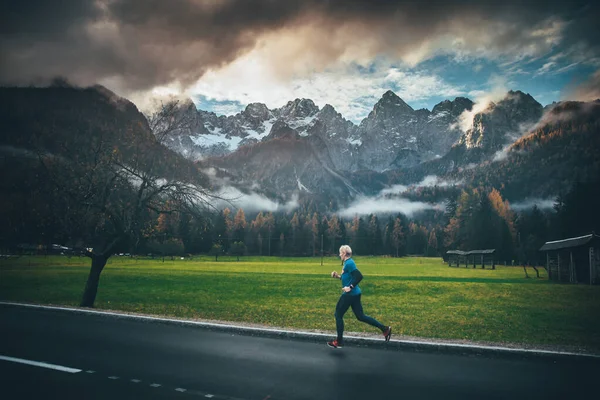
xmin=37 ymin=105 xmax=221 ymax=307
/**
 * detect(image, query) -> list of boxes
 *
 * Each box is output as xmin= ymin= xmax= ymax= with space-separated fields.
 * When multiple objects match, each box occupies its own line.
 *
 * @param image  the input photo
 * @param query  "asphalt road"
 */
xmin=0 ymin=304 xmax=597 ymax=400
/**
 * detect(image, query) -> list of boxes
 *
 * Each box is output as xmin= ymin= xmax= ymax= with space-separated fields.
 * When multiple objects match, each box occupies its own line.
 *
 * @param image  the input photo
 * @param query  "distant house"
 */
xmin=539 ymin=233 xmax=600 ymax=284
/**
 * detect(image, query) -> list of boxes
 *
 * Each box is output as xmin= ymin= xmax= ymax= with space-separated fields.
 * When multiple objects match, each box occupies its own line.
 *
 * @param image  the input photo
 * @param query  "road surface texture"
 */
xmin=0 ymin=303 xmax=597 ymax=399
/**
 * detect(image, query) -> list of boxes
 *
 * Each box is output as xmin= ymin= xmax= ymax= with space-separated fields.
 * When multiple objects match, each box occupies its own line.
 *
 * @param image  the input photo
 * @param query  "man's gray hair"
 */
xmin=339 ymin=245 xmax=352 ymax=256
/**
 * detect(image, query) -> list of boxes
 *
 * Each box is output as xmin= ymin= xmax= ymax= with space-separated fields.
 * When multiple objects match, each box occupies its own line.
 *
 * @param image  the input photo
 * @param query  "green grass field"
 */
xmin=1 ymin=255 xmax=599 ymax=352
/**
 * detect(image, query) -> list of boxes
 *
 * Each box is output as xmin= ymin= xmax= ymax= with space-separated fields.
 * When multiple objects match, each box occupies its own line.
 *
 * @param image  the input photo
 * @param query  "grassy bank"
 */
xmin=1 ymin=255 xmax=599 ymax=351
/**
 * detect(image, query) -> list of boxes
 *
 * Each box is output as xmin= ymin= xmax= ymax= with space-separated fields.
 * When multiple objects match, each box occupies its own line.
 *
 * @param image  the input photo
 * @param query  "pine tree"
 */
xmin=233 ymin=209 xmax=247 ymax=243
xmin=222 ymin=208 xmax=234 ymax=247
xmin=279 ymin=233 xmax=285 ymax=256
xmin=427 ymin=230 xmax=438 ymax=256
xmin=251 ymin=212 xmax=265 ymax=254
xmin=290 ymin=212 xmax=300 ymax=255
xmin=213 ymin=210 xmax=228 ymax=248
xmin=488 ymin=189 xmax=515 ymax=262
xmin=310 ymin=212 xmax=319 ymax=256
xmin=392 ymin=217 xmax=405 ymax=257
xmin=327 ymin=215 xmax=341 ymax=254
xmin=368 ymin=214 xmax=382 ymax=255
xmin=264 ymin=212 xmax=275 ymax=256
xmin=356 ymin=217 xmax=369 ymax=255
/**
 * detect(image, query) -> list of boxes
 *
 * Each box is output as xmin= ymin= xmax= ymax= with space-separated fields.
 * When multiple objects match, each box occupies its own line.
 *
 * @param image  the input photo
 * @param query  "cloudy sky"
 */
xmin=1 ymin=0 xmax=599 ymax=123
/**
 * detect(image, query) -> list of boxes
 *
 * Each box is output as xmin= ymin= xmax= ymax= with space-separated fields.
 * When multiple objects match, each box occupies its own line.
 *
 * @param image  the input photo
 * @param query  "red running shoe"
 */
xmin=383 ymin=326 xmax=392 ymax=342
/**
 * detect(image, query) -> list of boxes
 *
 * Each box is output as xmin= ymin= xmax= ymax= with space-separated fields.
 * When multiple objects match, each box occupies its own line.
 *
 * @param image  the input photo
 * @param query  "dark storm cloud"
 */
xmin=0 ymin=0 xmax=310 ymax=90
xmin=0 ymin=0 xmax=102 ymax=36
xmin=1 ymin=0 xmax=598 ymax=94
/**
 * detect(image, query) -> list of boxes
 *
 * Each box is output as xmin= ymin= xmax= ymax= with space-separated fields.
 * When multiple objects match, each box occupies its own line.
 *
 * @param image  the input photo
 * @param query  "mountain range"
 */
xmin=1 ymin=83 xmax=597 ymax=216
xmin=159 ymin=88 xmax=594 ymax=209
xmin=164 ymin=90 xmax=478 ymax=171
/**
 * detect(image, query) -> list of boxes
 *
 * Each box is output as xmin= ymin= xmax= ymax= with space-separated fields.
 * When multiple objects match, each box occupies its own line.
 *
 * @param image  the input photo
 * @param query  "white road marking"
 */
xmin=205 ymin=395 xmax=214 ymax=398
xmin=175 ymin=388 xmax=187 ymax=392
xmin=108 ymin=376 xmax=119 ymax=380
xmin=0 ymin=355 xmax=81 ymax=373
xmin=131 ymin=379 xmax=141 ymax=383
xmin=150 ymin=383 xmax=161 ymax=387
xmin=86 ymin=370 xmax=95 ymax=374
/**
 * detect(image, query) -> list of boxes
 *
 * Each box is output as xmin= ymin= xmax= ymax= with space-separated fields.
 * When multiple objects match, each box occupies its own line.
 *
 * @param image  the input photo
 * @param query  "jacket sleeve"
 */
xmin=349 ymin=269 xmax=363 ymax=287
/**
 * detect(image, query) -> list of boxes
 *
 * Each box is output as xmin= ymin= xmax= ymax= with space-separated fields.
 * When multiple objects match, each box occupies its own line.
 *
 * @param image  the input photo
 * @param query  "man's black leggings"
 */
xmin=335 ymin=294 xmax=385 ymax=342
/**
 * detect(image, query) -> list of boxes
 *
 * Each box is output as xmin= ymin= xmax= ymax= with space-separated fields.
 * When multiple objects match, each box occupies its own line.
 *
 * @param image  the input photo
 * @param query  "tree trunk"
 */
xmin=80 ymin=255 xmax=108 ymax=307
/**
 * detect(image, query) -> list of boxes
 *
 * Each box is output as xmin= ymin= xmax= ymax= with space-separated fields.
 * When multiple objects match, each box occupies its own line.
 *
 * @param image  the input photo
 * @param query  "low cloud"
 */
xmin=0 ymin=145 xmax=39 ymax=160
xmin=201 ymin=168 xmax=298 ymax=213
xmin=456 ymin=81 xmax=511 ymax=133
xmin=460 ymin=163 xmax=478 ymax=171
xmin=390 ymin=175 xmax=463 ymax=193
xmin=338 ymin=196 xmax=440 ymax=218
xmin=338 ymin=174 xmax=460 ymax=217
xmin=492 ymin=147 xmax=511 ymax=162
xmin=511 ymin=198 xmax=556 ymax=211
xmin=563 ymin=69 xmax=600 ymax=102
xmin=380 ymin=184 xmax=409 ymax=196
xmin=415 ymin=175 xmax=461 ymax=188
xmin=536 ymin=97 xmax=600 ymax=126
xmin=495 ymin=120 xmax=540 ymax=154
xmin=379 ymin=175 xmax=462 ymax=197
xmin=216 ymin=186 xmax=299 ymax=214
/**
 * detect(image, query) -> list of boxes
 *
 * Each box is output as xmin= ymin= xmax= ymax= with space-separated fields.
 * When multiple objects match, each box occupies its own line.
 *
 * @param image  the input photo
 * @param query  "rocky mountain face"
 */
xmin=353 ymin=91 xmax=473 ymax=170
xmin=424 ymin=97 xmax=476 ymax=156
xmin=159 ymin=90 xmax=473 ymax=172
xmin=459 ymin=90 xmax=543 ymax=152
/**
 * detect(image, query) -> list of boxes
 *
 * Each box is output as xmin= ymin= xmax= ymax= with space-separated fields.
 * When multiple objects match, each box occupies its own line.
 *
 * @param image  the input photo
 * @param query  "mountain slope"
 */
xmin=205 ymin=122 xmax=360 ymax=202
xmin=463 ymin=99 xmax=600 ymax=200
xmin=390 ymin=99 xmax=600 ymax=203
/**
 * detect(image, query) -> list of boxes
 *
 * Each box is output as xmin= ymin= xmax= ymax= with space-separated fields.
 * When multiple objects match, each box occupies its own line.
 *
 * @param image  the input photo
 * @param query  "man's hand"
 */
xmin=331 ymin=271 xmax=340 ymax=279
xmin=342 ymin=286 xmax=351 ymax=293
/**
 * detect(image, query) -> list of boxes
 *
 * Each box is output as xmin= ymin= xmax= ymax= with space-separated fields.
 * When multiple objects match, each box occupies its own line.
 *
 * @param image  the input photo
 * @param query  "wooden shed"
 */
xmin=446 ymin=250 xmax=466 ymax=267
xmin=539 ymin=233 xmax=600 ymax=284
xmin=447 ymin=249 xmax=496 ymax=269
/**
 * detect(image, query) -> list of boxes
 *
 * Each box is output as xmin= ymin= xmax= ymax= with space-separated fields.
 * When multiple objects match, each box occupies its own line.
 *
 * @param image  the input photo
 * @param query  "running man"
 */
xmin=327 ymin=245 xmax=392 ymax=348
